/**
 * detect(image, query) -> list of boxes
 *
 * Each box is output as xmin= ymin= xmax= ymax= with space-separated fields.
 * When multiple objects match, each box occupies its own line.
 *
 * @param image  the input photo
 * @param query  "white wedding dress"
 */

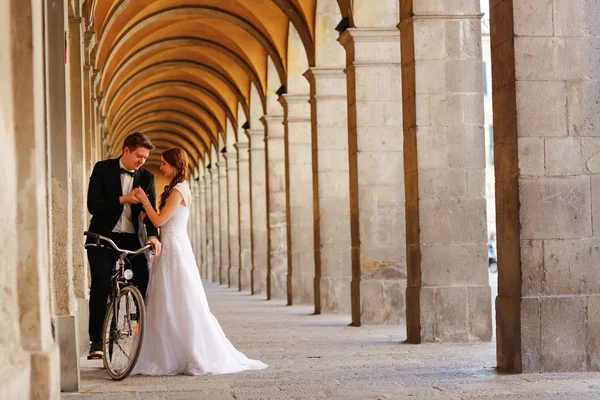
xmin=131 ymin=182 xmax=268 ymax=376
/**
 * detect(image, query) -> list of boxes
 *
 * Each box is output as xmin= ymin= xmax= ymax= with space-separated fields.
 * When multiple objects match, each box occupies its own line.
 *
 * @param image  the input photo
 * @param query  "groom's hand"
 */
xmin=148 ymin=236 xmax=161 ymax=258
xmin=120 ymin=189 xmax=142 ymax=204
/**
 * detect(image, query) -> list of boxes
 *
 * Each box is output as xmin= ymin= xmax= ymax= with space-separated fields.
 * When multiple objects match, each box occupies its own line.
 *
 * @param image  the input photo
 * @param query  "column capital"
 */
xmin=260 ymin=114 xmax=284 ymax=126
xmin=245 ymin=129 xmax=265 ymax=150
xmin=235 ymin=142 xmax=250 ymax=162
xmin=303 ymin=67 xmax=346 ymax=83
xmin=68 ymin=16 xmax=85 ymax=25
xmin=260 ymin=115 xmax=285 ymax=139
xmin=303 ymin=68 xmax=347 ymax=100
xmin=338 ymin=28 xmax=401 ymax=46
xmin=234 ymin=141 xmax=249 ymax=151
xmin=398 ymin=12 xmax=483 ymax=28
xmin=339 ymin=28 xmax=401 ymax=66
xmin=279 ymin=94 xmax=311 ymax=123
xmin=279 ymin=94 xmax=310 ymax=107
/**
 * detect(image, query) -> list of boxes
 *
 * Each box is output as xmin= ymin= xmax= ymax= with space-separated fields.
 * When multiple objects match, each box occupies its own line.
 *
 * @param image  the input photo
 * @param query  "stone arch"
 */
xmin=313 ymin=0 xmax=346 ymax=68
xmin=109 ymin=80 xmax=240 ymax=132
xmin=287 ymin=22 xmax=310 ymax=95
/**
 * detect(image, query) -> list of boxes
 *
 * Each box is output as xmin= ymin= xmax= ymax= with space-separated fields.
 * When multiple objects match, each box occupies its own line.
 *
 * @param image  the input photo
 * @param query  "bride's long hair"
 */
xmin=159 ymin=147 xmax=188 ymax=210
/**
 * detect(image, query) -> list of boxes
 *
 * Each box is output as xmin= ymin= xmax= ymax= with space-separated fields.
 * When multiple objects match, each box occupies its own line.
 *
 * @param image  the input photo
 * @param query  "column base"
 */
xmin=220 ymin=264 xmax=229 ymax=286
xmin=406 ymin=285 xmax=492 ymax=343
xmin=76 ymin=298 xmax=89 ymax=356
xmin=0 ymin=345 xmax=30 ymax=399
xmin=55 ymin=314 xmax=80 ymax=391
xmin=316 ymin=276 xmax=351 ymax=314
xmin=240 ymin=263 xmax=252 ymax=292
xmin=269 ymin=260 xmax=287 ymax=301
xmin=291 ymin=273 xmax=314 ymax=305
xmin=251 ymin=260 xmax=268 ymax=296
xmin=496 ymin=295 xmax=522 ymax=372
xmin=353 ymin=278 xmax=406 ymax=325
xmin=31 ymin=343 xmax=61 ymax=400
xmin=229 ymin=266 xmax=239 ymax=289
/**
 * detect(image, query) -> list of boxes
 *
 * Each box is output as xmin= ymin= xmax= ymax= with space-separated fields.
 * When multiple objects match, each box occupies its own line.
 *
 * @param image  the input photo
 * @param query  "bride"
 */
xmin=130 ymin=147 xmax=267 ymax=376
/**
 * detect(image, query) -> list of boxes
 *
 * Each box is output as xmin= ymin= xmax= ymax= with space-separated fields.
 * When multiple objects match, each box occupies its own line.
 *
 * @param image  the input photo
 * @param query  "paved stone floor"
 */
xmin=63 ymin=275 xmax=600 ymax=400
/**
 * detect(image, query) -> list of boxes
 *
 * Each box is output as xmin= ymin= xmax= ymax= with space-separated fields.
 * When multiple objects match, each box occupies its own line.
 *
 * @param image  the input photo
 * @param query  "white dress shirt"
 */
xmin=112 ymin=159 xmax=136 ymax=234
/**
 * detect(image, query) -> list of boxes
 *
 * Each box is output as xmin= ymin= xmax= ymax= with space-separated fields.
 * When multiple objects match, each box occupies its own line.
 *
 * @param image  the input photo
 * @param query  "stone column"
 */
xmin=217 ymin=156 xmax=230 ymax=285
xmin=199 ymin=174 xmax=208 ymax=279
xmin=0 ymin=79 xmax=30 ymax=398
xmin=492 ymin=0 xmax=600 ymax=372
xmin=304 ymin=68 xmax=352 ymax=314
xmin=193 ymin=181 xmax=203 ymax=274
xmin=279 ymin=94 xmax=315 ymax=305
xmin=247 ymin=129 xmax=268 ymax=296
xmin=68 ymin=13 xmax=89 ymax=354
xmin=204 ymin=172 xmax=214 ymax=282
xmin=188 ymin=181 xmax=197 ymax=255
xmin=236 ymin=141 xmax=253 ymax=292
xmin=261 ymin=115 xmax=289 ymax=300
xmin=399 ymin=0 xmax=491 ymax=343
xmin=210 ymin=166 xmax=221 ymax=283
xmin=46 ymin=0 xmax=80 ymax=390
xmin=10 ymin=0 xmax=61 ymax=397
xmin=83 ymin=30 xmax=95 ymax=175
xmin=339 ymin=29 xmax=406 ymax=325
xmin=225 ymin=151 xmax=240 ymax=289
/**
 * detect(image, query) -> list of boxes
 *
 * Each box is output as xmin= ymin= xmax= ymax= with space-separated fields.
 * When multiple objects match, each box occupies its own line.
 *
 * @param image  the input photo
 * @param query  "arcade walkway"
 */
xmin=63 ymin=280 xmax=600 ymax=400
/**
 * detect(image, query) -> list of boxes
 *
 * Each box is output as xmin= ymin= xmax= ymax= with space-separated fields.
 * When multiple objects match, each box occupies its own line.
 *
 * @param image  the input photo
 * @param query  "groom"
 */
xmin=86 ymin=132 xmax=162 ymax=358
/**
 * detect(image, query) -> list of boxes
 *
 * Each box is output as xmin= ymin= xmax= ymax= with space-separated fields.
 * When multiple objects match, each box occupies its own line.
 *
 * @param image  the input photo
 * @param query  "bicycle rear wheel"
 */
xmin=102 ymin=285 xmax=146 ymax=380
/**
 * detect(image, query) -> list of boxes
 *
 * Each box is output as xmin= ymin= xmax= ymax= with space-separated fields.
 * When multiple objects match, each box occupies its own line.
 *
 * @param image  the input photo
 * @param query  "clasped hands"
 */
xmin=122 ymin=187 xmax=162 ymax=258
xmin=122 ymin=187 xmax=150 ymax=205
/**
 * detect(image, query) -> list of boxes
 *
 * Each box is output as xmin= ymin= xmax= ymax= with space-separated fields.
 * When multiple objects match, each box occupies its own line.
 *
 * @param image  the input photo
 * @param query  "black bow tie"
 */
xmin=120 ymin=168 xmax=135 ymax=177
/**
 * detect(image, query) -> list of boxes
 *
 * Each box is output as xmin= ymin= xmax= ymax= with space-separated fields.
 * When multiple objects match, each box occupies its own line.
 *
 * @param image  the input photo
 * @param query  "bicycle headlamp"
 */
xmin=123 ymin=269 xmax=134 ymax=280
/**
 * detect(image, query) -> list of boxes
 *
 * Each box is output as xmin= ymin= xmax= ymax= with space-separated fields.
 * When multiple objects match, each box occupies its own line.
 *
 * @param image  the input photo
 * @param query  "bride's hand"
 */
xmin=134 ymin=188 xmax=149 ymax=204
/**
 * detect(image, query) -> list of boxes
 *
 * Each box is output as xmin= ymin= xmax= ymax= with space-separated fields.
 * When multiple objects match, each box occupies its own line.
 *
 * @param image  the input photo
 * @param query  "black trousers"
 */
xmin=87 ymin=232 xmax=149 ymax=343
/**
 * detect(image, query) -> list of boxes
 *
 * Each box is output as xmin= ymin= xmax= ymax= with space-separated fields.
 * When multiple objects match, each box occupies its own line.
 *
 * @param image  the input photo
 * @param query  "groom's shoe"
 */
xmin=88 ymin=341 xmax=103 ymax=360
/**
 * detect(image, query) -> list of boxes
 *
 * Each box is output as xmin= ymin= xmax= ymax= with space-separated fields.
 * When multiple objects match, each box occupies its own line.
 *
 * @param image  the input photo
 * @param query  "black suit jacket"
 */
xmin=86 ymin=158 xmax=159 ymax=243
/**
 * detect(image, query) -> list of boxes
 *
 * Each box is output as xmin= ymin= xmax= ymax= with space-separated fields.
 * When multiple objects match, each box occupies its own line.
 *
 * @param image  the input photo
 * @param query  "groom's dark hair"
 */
xmin=123 ymin=132 xmax=155 ymax=153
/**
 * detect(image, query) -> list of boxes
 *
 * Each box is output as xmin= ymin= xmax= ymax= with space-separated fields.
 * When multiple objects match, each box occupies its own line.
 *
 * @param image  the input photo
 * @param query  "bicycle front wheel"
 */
xmin=102 ymin=285 xmax=146 ymax=380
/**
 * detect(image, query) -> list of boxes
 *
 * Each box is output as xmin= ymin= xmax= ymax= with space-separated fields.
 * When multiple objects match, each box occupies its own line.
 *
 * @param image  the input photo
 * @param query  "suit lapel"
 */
xmin=133 ymin=167 xmax=142 ymax=189
xmin=111 ymin=158 xmax=124 ymax=196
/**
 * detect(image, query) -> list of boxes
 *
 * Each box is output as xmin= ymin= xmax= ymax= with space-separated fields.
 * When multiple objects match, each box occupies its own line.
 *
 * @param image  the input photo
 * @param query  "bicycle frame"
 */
xmin=84 ymin=231 xmax=153 ymax=378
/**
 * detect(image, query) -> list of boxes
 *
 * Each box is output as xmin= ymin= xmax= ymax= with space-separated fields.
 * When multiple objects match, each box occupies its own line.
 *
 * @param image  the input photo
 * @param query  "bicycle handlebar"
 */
xmin=84 ymin=231 xmax=154 ymax=256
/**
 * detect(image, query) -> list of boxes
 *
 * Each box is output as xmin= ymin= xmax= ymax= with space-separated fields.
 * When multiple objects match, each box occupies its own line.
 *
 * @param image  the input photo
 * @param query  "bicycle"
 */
xmin=84 ymin=231 xmax=153 ymax=380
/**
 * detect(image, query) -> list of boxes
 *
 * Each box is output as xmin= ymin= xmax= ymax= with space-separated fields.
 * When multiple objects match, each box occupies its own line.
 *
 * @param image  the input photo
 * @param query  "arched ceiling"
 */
xmin=87 ymin=0 xmax=324 ymax=171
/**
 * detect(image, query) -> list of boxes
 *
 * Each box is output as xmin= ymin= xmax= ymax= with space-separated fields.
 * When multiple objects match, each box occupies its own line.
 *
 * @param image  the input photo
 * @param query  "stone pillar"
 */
xmin=10 ymin=0 xmax=62 ymax=397
xmin=399 ymin=0 xmax=491 ymax=343
xmin=46 ymin=0 xmax=80 ymax=390
xmin=83 ymin=30 xmax=95 ymax=174
xmin=492 ymin=0 xmax=600 ymax=372
xmin=204 ymin=172 xmax=214 ymax=282
xmin=339 ymin=29 xmax=406 ymax=325
xmin=304 ymin=68 xmax=352 ymax=314
xmin=247 ymin=129 xmax=268 ymax=296
xmin=236 ymin=141 xmax=253 ymax=292
xmin=279 ymin=94 xmax=315 ymax=305
xmin=225 ymin=151 xmax=240 ymax=289
xmin=68 ymin=13 xmax=90 ymax=354
xmin=210 ymin=166 xmax=221 ymax=283
xmin=188 ymin=181 xmax=197 ymax=255
xmin=0 ymin=87 xmax=31 ymax=398
xmin=193 ymin=181 xmax=203 ymax=274
xmin=217 ymin=156 xmax=230 ymax=285
xmin=261 ymin=115 xmax=289 ymax=300
xmin=199 ymin=174 xmax=208 ymax=279
xmin=2 ymin=1 xmax=33 ymax=396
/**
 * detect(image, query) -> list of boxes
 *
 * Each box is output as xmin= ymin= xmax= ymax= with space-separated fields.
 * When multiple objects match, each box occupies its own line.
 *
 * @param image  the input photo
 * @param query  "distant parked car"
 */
xmin=488 ymin=242 xmax=497 ymax=273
